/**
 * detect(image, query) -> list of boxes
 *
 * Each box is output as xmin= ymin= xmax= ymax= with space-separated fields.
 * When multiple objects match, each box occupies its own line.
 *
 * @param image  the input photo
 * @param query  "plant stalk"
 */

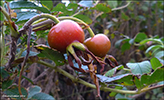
xmin=37 ymin=60 xmax=138 ymax=94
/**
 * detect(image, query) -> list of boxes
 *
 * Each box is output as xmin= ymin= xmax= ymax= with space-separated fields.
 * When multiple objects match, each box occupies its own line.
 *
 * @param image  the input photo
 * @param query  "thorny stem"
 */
xmin=59 ymin=16 xmax=95 ymax=37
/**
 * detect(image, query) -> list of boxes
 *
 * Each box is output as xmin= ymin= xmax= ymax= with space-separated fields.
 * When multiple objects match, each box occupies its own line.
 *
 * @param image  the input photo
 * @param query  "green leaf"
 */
xmin=107 ymin=1 xmax=118 ymax=9
xmin=97 ymin=73 xmax=131 ymax=83
xmin=115 ymin=39 xmax=124 ymax=49
xmin=93 ymin=3 xmax=111 ymax=13
xmin=148 ymin=66 xmax=164 ymax=85
xmin=109 ymin=86 xmax=123 ymax=97
xmin=126 ymin=61 xmax=152 ymax=75
xmin=134 ymin=33 xmax=147 ymax=43
xmin=105 ymin=65 xmax=124 ymax=77
xmin=9 ymin=1 xmax=50 ymax=13
xmin=115 ymin=74 xmax=134 ymax=86
xmin=3 ymin=85 xmax=28 ymax=99
xmin=74 ymin=14 xmax=92 ymax=24
xmin=78 ymin=0 xmax=94 ymax=8
xmin=155 ymin=51 xmax=164 ymax=59
xmin=35 ymin=44 xmax=65 ymax=66
xmin=146 ymin=45 xmax=163 ymax=53
xmin=22 ymin=76 xmax=34 ymax=85
xmin=150 ymin=57 xmax=163 ymax=70
xmin=2 ymin=80 xmax=13 ymax=90
xmin=121 ymin=12 xmax=129 ymax=21
xmin=17 ymin=48 xmax=39 ymax=57
xmin=0 ymin=67 xmax=9 ymax=79
xmin=0 ymin=11 xmax=4 ymax=21
xmin=67 ymin=3 xmax=78 ymax=14
xmin=31 ymin=92 xmax=55 ymax=100
xmin=52 ymin=3 xmax=69 ymax=16
xmin=135 ymin=66 xmax=164 ymax=89
xmin=27 ymin=85 xmax=41 ymax=99
xmin=121 ymin=42 xmax=131 ymax=53
xmin=16 ymin=12 xmax=38 ymax=22
xmin=40 ymin=1 xmax=53 ymax=10
xmin=134 ymin=76 xmax=142 ymax=89
xmin=140 ymin=38 xmax=163 ymax=45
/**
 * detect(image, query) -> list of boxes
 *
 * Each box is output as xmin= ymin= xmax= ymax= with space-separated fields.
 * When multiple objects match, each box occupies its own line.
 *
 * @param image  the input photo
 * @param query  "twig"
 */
xmin=18 ymin=26 xmax=32 ymax=96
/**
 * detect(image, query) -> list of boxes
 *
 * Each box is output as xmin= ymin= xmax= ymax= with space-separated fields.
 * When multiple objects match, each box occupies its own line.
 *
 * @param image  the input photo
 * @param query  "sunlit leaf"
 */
xmin=9 ymin=1 xmax=50 ymax=13
xmin=126 ymin=61 xmax=152 ymax=75
xmin=16 ymin=12 xmax=38 ymax=22
xmin=78 ymin=0 xmax=94 ymax=8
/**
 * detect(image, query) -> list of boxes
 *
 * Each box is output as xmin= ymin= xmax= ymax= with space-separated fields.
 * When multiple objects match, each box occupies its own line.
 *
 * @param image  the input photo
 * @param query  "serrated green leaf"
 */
xmin=52 ymin=3 xmax=70 ymax=16
xmin=35 ymin=45 xmax=65 ymax=66
xmin=148 ymin=66 xmax=164 ymax=85
xmin=150 ymin=57 xmax=163 ymax=70
xmin=126 ymin=61 xmax=152 ymax=75
xmin=93 ymin=3 xmax=111 ymax=13
xmin=3 ymin=85 xmax=28 ymax=99
xmin=40 ymin=1 xmax=53 ymax=10
xmin=16 ymin=12 xmax=38 ymax=22
xmin=134 ymin=33 xmax=147 ymax=43
xmin=9 ymin=1 xmax=50 ymax=13
xmin=31 ymin=92 xmax=55 ymax=100
xmin=74 ymin=14 xmax=92 ymax=24
xmin=27 ymin=85 xmax=41 ymax=99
